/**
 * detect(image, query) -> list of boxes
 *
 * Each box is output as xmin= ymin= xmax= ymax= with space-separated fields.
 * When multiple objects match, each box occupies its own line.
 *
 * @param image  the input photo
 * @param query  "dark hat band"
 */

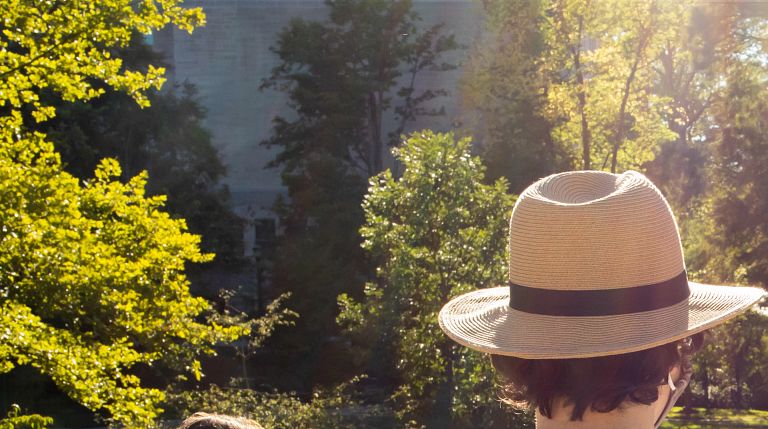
xmin=509 ymin=271 xmax=690 ymax=317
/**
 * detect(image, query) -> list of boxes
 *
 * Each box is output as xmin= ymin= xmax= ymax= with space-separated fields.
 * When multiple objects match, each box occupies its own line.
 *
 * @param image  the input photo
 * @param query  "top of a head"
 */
xmin=177 ymin=413 xmax=264 ymax=429
xmin=509 ymin=170 xmax=683 ymax=291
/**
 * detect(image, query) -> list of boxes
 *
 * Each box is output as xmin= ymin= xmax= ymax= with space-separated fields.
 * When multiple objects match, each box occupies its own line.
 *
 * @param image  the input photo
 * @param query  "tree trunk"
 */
xmin=368 ymin=91 xmax=383 ymax=175
xmin=573 ymin=15 xmax=591 ymax=170
xmin=734 ymin=349 xmax=744 ymax=408
xmin=611 ymin=56 xmax=640 ymax=173
xmin=611 ymin=18 xmax=651 ymax=173
xmin=429 ymin=339 xmax=455 ymax=428
xmin=703 ymin=366 xmax=710 ymax=408
xmin=430 ymin=274 xmax=456 ymax=428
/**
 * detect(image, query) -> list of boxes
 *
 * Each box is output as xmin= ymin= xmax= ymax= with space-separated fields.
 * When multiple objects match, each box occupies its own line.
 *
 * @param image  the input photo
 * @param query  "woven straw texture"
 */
xmin=509 ymin=170 xmax=683 ymax=290
xmin=439 ymin=282 xmax=766 ymax=359
xmin=438 ymin=170 xmax=768 ymax=358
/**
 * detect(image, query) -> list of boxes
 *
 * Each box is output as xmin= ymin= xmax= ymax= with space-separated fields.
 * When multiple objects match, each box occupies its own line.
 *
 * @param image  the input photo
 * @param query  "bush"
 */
xmin=164 ymin=381 xmax=394 ymax=429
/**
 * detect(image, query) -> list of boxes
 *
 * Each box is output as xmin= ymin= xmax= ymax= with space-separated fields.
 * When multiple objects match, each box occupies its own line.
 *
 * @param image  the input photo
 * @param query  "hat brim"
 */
xmin=438 ymin=282 xmax=767 ymax=359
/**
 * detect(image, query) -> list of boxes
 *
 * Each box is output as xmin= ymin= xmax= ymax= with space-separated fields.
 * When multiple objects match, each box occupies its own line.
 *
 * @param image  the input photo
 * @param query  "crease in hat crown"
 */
xmin=508 ymin=170 xmax=686 ymax=291
xmin=525 ymin=170 xmax=650 ymax=206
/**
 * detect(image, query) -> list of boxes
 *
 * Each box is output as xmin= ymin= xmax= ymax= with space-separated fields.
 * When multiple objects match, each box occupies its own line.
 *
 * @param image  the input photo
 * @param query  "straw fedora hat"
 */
xmin=439 ymin=170 xmax=767 ymax=359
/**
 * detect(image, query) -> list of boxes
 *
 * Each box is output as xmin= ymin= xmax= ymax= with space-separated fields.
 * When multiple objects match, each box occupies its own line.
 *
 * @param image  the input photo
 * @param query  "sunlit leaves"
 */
xmin=343 ymin=131 xmax=521 ymax=427
xmin=0 ymin=138 xmax=247 ymax=427
xmin=0 ymin=301 xmax=159 ymax=427
xmin=0 ymin=405 xmax=53 ymax=429
xmin=539 ymin=0 xmax=685 ymax=171
xmin=0 ymin=1 xmax=257 ymax=428
xmin=0 ymin=0 xmax=204 ymax=118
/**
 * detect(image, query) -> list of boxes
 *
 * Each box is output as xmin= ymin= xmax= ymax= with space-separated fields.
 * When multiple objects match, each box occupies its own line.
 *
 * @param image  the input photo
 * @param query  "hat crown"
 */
xmin=509 ymin=170 xmax=685 ymax=291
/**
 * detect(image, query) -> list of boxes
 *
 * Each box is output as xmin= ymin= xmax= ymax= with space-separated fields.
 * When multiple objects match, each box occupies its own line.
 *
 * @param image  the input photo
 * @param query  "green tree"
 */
xmin=0 ymin=405 xmax=52 ymax=429
xmin=678 ymin=11 xmax=768 ymax=407
xmin=687 ymin=313 xmax=768 ymax=409
xmin=685 ymin=50 xmax=768 ymax=411
xmin=263 ymin=0 xmax=457 ymax=177
xmin=0 ymin=0 xmax=203 ymax=128
xmin=165 ymin=378 xmax=394 ymax=429
xmin=540 ymin=0 xmax=685 ymax=172
xmin=28 ymin=34 xmax=245 ymax=265
xmin=462 ymin=0 xmax=768 ymax=416
xmin=261 ymin=0 xmax=457 ymax=389
xmin=460 ymin=0 xmax=570 ymax=192
xmin=642 ymin=5 xmax=722 ymax=211
xmin=0 ymin=150 xmax=245 ymax=427
xmin=0 ymin=1 xmax=253 ymax=427
xmin=707 ymin=67 xmax=768 ymax=288
xmin=43 ymin=79 xmax=245 ymax=265
xmin=339 ymin=131 xmax=525 ymax=428
xmin=462 ymin=0 xmax=692 ymax=189
xmin=680 ymin=5 xmax=768 ymax=286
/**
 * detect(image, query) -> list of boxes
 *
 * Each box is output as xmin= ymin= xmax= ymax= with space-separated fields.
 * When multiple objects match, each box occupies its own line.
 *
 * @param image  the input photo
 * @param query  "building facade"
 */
xmin=152 ymin=0 xmax=483 ymax=254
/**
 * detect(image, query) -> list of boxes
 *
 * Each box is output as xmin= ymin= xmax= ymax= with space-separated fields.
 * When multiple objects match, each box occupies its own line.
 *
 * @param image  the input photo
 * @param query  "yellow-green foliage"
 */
xmin=0 ymin=1 xmax=248 ymax=428
xmin=0 ymin=0 xmax=204 ymax=122
xmin=540 ymin=0 xmax=685 ymax=171
xmin=0 ymin=138 xmax=247 ymax=427
xmin=469 ymin=0 xmax=693 ymax=174
xmin=0 ymin=406 xmax=52 ymax=429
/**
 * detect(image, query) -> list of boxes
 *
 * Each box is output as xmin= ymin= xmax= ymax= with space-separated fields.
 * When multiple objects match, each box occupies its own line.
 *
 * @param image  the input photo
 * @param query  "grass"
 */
xmin=660 ymin=407 xmax=768 ymax=428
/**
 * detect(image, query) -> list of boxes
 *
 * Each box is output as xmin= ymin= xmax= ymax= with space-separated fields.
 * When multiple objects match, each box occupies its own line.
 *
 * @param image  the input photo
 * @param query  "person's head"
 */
xmin=177 ymin=413 xmax=264 ymax=429
xmin=438 ymin=170 xmax=766 ymax=422
xmin=491 ymin=332 xmax=704 ymax=421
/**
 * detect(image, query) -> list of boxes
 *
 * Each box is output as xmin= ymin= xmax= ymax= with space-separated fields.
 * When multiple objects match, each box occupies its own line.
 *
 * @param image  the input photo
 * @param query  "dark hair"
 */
xmin=177 ymin=413 xmax=264 ymax=429
xmin=491 ymin=333 xmax=705 ymax=421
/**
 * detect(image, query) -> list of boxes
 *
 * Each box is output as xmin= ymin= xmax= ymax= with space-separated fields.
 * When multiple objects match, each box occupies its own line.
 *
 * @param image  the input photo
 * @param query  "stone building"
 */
xmin=151 ymin=0 xmax=483 ymax=256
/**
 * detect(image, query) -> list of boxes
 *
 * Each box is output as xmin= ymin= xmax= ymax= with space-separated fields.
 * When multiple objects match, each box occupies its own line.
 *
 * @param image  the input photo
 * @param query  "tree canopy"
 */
xmin=340 ymin=131 xmax=521 ymax=428
xmin=464 ymin=0 xmax=691 ymax=180
xmin=465 ymin=0 xmax=768 ymax=413
xmin=0 ymin=1 xmax=250 ymax=427
xmin=260 ymin=0 xmax=458 ymax=390
xmin=2 ymin=0 xmax=767 ymax=427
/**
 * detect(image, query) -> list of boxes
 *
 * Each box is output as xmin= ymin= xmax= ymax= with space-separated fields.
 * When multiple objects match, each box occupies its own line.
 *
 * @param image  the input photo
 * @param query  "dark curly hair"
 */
xmin=491 ymin=333 xmax=704 ymax=421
